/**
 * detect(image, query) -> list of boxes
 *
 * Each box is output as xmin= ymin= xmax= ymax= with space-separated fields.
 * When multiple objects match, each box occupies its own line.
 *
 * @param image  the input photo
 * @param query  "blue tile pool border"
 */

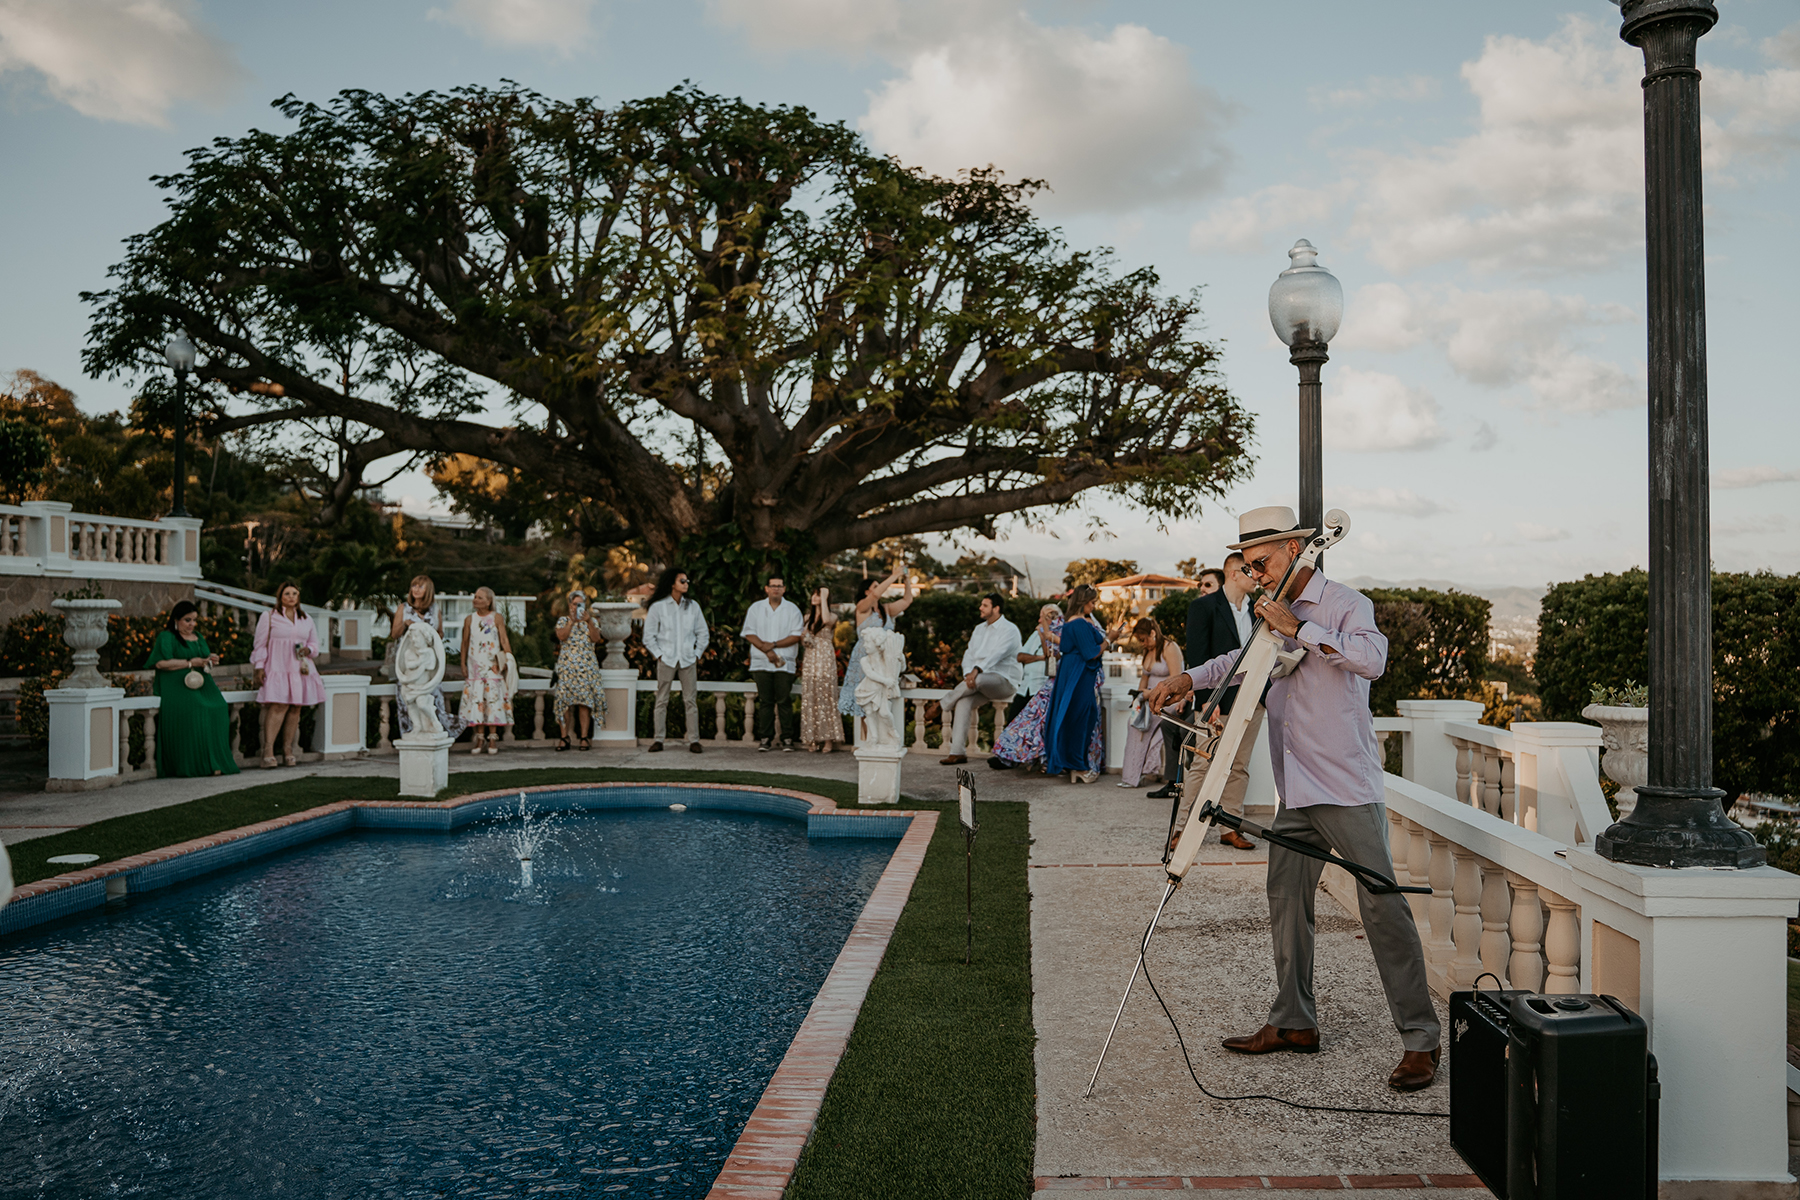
xmin=2 ymin=782 xmax=919 ymax=937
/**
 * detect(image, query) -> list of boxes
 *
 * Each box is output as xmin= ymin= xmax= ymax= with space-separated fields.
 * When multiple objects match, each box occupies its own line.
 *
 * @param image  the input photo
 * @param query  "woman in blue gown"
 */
xmin=1044 ymin=584 xmax=1119 ymax=783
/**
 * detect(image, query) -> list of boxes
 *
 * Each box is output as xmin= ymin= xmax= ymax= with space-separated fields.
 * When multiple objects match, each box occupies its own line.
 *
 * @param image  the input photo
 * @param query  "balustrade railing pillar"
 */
xmin=1406 ymin=821 xmax=1431 ymax=930
xmin=1542 ymin=891 xmax=1581 ymax=995
xmin=1425 ymin=834 xmax=1456 ymax=985
xmin=142 ymin=710 xmax=157 ymax=776
xmin=1454 ymin=739 xmax=1471 ymax=806
xmin=1450 ymin=847 xmax=1484 ymax=989
xmin=712 ymin=694 xmax=728 ymax=744
xmin=1505 ymin=871 xmax=1545 ymax=992
xmin=1481 ymin=748 xmax=1502 ymax=816
xmin=1477 ymin=857 xmax=1511 ymax=987
xmin=1499 ymin=755 xmax=1517 ymax=824
xmin=376 ymin=698 xmax=393 ymax=751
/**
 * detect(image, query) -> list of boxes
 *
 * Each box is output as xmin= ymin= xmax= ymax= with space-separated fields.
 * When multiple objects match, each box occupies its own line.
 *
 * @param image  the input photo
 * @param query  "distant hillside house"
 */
xmin=1096 ymin=573 xmax=1199 ymax=618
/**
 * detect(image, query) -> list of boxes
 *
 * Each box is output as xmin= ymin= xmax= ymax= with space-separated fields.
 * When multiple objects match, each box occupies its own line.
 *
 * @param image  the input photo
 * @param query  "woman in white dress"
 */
xmin=460 ymin=586 xmax=513 ymax=755
xmin=552 ymin=588 xmax=605 ymax=750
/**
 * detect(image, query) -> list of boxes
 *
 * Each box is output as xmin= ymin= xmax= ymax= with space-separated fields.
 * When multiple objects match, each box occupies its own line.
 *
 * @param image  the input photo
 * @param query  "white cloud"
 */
xmin=1704 ymin=23 xmax=1800 ymax=174
xmin=1322 ymin=367 xmax=1448 ymax=453
xmin=1470 ymin=421 xmax=1499 ymax=452
xmin=429 ymin=0 xmax=597 ymax=49
xmin=711 ymin=1 xmax=1231 ymax=213
xmin=1714 ymin=465 xmax=1800 ymax=489
xmin=1336 ymin=282 xmax=1643 ymax=413
xmin=1328 ymin=486 xmax=1449 ymax=517
xmin=0 ymin=0 xmax=245 ymax=127
xmin=1320 ymin=74 xmax=1441 ymax=108
xmin=1188 ymin=183 xmax=1340 ymax=255
xmin=1516 ymin=523 xmax=1571 ymax=543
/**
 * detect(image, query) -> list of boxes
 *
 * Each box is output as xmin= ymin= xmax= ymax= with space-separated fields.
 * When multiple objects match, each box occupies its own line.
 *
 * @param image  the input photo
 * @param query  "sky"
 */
xmin=0 ymin=0 xmax=1796 ymax=592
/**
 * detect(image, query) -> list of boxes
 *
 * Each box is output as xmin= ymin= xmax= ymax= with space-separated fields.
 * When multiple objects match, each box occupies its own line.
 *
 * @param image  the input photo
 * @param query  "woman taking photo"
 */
xmin=251 ymin=581 xmax=322 ymax=768
xmin=837 ymin=563 xmax=914 ymax=723
xmin=390 ymin=574 xmax=465 ymax=741
xmin=552 ymin=586 xmax=605 ymax=750
xmin=1119 ymin=616 xmax=1184 ymax=788
xmin=146 ymin=601 xmax=238 ymax=777
xmin=799 ymin=587 xmax=842 ymax=752
xmin=1043 ymin=584 xmax=1121 ymax=784
xmin=460 ymin=586 xmax=514 ymax=755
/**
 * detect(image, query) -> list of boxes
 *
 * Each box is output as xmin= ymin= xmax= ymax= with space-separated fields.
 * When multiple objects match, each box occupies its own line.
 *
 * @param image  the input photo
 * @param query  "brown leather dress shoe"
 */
xmin=1220 ymin=830 xmax=1257 ymax=850
xmin=940 ymin=754 xmax=968 ymax=765
xmin=1388 ymin=1046 xmax=1440 ymax=1092
xmin=1221 ymin=1024 xmax=1319 ymax=1055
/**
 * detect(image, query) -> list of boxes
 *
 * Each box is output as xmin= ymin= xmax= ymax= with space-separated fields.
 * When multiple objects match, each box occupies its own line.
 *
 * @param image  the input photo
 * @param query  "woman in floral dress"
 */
xmin=799 ymin=587 xmax=842 ymax=752
xmin=991 ymin=605 xmax=1064 ymax=768
xmin=460 ymin=586 xmax=513 ymax=755
xmin=552 ymin=587 xmax=605 ymax=750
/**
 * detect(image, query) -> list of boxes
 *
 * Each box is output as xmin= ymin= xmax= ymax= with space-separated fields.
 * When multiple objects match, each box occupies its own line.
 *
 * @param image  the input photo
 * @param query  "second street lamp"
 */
xmin=163 ymin=331 xmax=196 ymax=519
xmin=1268 ymin=239 xmax=1343 ymax=540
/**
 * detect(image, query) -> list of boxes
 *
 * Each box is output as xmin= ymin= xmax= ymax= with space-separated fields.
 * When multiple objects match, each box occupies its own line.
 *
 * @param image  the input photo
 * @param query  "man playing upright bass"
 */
xmin=1146 ymin=506 xmax=1441 ymax=1092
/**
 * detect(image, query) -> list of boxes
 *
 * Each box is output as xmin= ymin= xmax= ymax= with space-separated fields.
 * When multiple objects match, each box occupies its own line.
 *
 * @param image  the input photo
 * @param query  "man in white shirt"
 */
xmin=740 ymin=575 xmax=805 ymax=751
xmin=938 ymin=594 xmax=1023 ymax=765
xmin=642 ymin=567 xmax=709 ymax=754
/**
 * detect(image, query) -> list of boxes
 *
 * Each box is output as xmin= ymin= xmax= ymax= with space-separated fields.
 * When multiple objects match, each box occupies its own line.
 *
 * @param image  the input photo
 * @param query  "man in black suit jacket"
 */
xmin=1177 ymin=554 xmax=1261 ymax=849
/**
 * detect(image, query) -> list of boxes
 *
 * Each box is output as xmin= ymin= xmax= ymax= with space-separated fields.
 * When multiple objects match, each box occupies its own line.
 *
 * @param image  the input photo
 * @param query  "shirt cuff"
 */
xmin=1296 ymin=620 xmax=1336 ymax=652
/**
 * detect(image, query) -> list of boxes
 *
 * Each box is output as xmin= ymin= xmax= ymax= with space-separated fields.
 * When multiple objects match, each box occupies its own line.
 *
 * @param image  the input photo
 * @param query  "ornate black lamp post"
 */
xmin=1267 ymin=240 xmax=1343 ymax=541
xmin=1596 ymin=0 xmax=1762 ymax=868
xmin=162 ymin=331 xmax=196 ymax=519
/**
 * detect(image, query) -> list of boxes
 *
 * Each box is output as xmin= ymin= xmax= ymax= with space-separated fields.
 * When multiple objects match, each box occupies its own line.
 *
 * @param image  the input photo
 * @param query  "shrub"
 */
xmin=1364 ymin=587 xmax=1491 ymax=717
xmin=1536 ymin=570 xmax=1800 ymax=804
xmin=1151 ymin=588 xmax=1196 ymax=643
xmin=0 ymin=610 xmax=71 ymax=676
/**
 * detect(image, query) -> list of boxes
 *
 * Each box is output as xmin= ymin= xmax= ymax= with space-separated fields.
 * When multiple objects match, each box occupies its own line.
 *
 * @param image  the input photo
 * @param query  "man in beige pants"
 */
xmin=1175 ymin=551 xmax=1262 ymax=849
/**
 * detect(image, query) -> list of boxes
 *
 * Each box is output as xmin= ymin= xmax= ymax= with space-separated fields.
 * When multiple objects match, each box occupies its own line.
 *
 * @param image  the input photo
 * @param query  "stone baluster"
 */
xmin=142 ymin=709 xmax=157 ymax=776
xmin=503 ymin=696 xmax=518 ymax=741
xmin=1478 ymin=858 xmax=1512 ymax=988
xmin=1505 ymin=872 xmax=1545 ymax=992
xmin=939 ymin=702 xmax=952 ymax=753
xmin=713 ymin=693 xmax=729 ymax=744
xmin=992 ymin=701 xmax=1008 ymax=748
xmin=1454 ymin=739 xmax=1472 ymax=805
xmin=1426 ymin=834 xmax=1457 ymax=983
xmin=1450 ymin=848 xmax=1486 ymax=988
xmin=1481 ymin=748 xmax=1503 ymax=816
xmin=376 ymin=698 xmax=392 ymax=751
xmin=1499 ymin=755 xmax=1517 ymax=824
xmin=740 ymin=694 xmax=756 ymax=743
xmin=911 ymin=700 xmax=929 ymax=753
xmin=1542 ymin=891 xmax=1581 ymax=995
xmin=1389 ymin=811 xmax=1411 ymax=888
xmin=118 ymin=713 xmax=133 ymax=777
xmin=1406 ymin=820 xmax=1432 ymax=930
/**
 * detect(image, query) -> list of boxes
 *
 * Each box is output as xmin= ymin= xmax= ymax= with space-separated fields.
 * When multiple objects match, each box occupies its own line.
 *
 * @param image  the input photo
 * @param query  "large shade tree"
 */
xmin=85 ymin=85 xmax=1254 ymax=564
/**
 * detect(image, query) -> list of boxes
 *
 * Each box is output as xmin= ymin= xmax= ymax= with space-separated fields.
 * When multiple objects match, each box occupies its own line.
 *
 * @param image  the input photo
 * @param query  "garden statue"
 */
xmin=394 ymin=619 xmax=448 ymax=739
xmin=853 ymin=627 xmax=906 ymax=746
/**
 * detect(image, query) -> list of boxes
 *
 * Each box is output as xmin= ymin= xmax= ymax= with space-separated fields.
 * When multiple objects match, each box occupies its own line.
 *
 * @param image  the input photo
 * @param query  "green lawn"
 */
xmin=4 ymin=767 xmax=1039 ymax=1198
xmin=790 ymin=798 xmax=1036 ymax=1199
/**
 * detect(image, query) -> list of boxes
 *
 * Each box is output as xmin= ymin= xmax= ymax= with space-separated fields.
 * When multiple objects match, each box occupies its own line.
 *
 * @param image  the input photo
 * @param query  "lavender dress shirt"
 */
xmin=1185 ymin=573 xmax=1389 ymax=809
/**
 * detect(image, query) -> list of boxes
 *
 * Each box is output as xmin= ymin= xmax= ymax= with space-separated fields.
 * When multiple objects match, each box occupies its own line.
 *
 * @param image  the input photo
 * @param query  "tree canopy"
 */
xmin=84 ymin=84 xmax=1253 ymax=563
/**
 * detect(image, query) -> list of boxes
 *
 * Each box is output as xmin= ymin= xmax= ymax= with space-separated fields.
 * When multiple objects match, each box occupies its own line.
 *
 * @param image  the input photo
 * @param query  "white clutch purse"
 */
xmin=184 ymin=669 xmax=205 ymax=689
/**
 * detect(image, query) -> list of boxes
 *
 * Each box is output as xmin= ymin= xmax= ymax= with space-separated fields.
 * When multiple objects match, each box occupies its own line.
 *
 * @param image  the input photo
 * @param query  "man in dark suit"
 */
xmin=1176 ymin=552 xmax=1260 ymax=849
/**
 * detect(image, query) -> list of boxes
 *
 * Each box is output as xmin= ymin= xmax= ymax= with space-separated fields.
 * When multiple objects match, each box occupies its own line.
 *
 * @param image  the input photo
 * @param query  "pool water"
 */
xmin=0 ymin=806 xmax=894 ymax=1198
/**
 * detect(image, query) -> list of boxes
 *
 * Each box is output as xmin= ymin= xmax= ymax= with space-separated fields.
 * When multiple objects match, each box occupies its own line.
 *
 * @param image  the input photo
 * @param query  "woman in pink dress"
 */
xmin=251 ymin=581 xmax=324 ymax=768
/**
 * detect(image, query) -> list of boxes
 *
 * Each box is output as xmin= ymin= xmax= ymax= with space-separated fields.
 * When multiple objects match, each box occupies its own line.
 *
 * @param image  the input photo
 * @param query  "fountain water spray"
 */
xmin=506 ymin=792 xmax=563 ymax=889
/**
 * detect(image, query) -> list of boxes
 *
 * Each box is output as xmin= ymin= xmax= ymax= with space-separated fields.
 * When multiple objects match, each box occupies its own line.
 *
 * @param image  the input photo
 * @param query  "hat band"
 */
xmin=1238 ymin=525 xmax=1301 ymax=542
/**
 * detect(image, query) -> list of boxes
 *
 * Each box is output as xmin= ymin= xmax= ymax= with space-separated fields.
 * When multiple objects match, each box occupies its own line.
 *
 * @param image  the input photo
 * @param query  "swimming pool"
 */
xmin=0 ymin=802 xmax=897 ymax=1198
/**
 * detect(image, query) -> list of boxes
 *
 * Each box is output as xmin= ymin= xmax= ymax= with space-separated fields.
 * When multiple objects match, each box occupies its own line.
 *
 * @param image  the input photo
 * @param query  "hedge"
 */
xmin=1364 ymin=588 xmax=1491 ymax=717
xmin=0 ymin=608 xmax=253 ymax=678
xmin=1537 ymin=569 xmax=1800 ymax=804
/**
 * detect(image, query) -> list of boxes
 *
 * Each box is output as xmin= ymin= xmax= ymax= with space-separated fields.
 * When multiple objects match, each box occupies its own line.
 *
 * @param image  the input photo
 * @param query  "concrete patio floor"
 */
xmin=0 ymin=741 xmax=1486 ymax=1195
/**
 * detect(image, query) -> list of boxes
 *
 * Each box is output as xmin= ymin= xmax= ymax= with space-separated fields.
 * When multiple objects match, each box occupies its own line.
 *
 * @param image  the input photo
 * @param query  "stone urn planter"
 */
xmin=1583 ymin=702 xmax=1649 ymax=819
xmin=51 ymin=597 xmax=122 ymax=688
xmin=591 ymin=601 xmax=637 ymax=670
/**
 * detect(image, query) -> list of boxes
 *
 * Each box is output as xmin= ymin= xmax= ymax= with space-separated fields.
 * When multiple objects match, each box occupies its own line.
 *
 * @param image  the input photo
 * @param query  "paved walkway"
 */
xmin=0 ymin=743 xmax=1481 ymax=1193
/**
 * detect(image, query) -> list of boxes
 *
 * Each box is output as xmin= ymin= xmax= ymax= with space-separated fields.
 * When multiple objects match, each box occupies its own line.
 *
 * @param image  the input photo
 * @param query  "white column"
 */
xmin=1395 ymin=699 xmax=1484 ymax=796
xmin=311 ymin=673 xmax=369 ymax=758
xmin=46 ymin=686 xmax=126 ymax=790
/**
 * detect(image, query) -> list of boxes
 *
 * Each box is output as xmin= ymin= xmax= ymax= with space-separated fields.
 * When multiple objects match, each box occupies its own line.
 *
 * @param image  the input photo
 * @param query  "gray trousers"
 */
xmin=653 ymin=660 xmax=698 ymax=740
xmin=1265 ymin=800 xmax=1441 ymax=1052
xmin=942 ymin=672 xmax=1016 ymax=755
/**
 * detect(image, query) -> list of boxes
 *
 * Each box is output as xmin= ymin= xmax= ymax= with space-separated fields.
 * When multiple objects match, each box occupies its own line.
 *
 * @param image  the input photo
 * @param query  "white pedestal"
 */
xmin=46 ymin=686 xmax=125 ymax=790
xmin=854 ymin=742 xmax=904 ymax=806
xmin=395 ymin=731 xmax=453 ymax=796
xmin=596 ymin=667 xmax=638 ymax=743
xmin=311 ymin=673 xmax=370 ymax=758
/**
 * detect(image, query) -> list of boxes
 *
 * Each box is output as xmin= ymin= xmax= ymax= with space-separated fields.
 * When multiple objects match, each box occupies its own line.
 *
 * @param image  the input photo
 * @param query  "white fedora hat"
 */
xmin=1228 ymin=506 xmax=1316 ymax=552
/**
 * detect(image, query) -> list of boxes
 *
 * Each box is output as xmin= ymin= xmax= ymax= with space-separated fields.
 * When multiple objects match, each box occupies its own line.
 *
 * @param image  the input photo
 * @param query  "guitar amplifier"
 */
xmin=1451 ymin=991 xmax=1657 ymax=1200
xmin=1449 ymin=987 xmax=1528 ymax=1196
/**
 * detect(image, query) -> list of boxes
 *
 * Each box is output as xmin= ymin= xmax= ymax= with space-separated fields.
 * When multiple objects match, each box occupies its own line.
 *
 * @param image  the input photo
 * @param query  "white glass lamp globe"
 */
xmin=163 ymin=331 xmax=197 ymax=373
xmin=1267 ymin=239 xmax=1343 ymax=347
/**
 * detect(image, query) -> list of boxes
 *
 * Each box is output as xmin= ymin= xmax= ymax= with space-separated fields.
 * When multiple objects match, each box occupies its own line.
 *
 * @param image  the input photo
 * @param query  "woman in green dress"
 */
xmin=146 ymin=600 xmax=239 ymax=777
